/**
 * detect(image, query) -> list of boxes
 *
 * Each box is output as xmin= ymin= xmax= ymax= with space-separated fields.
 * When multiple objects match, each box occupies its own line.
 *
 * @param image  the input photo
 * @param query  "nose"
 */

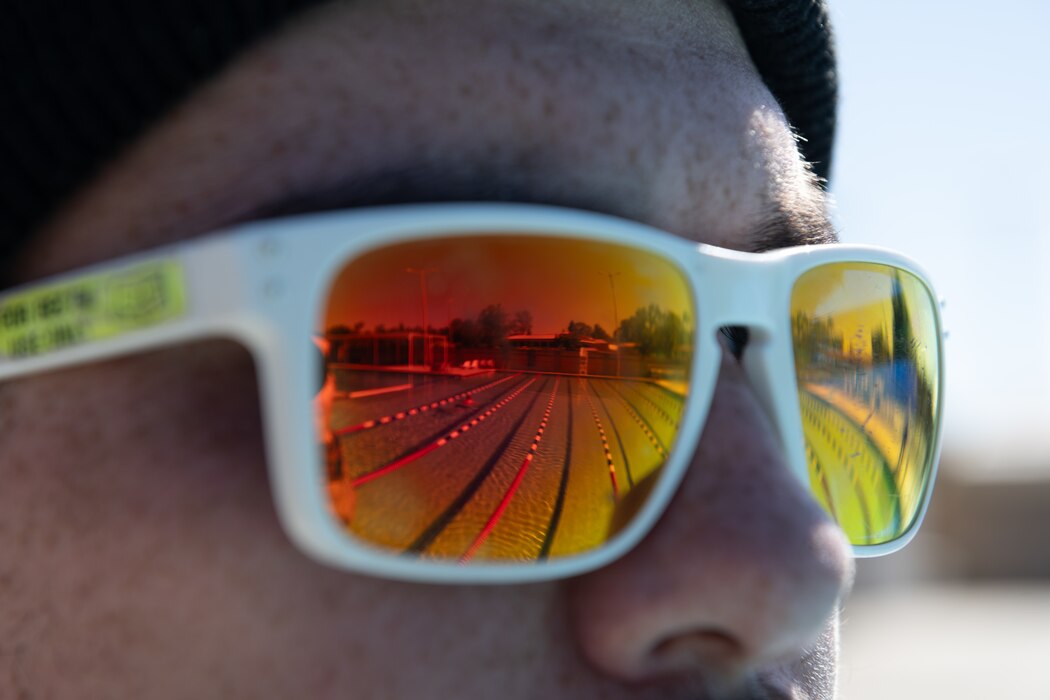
xmin=568 ymin=354 xmax=853 ymax=683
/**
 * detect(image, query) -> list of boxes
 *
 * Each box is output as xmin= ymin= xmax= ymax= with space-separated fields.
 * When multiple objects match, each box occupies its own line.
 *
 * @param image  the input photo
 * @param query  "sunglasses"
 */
xmin=0 ymin=204 xmax=944 ymax=583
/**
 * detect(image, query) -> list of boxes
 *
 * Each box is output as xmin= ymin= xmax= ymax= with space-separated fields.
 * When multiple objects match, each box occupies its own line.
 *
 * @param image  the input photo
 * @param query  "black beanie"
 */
xmin=0 ymin=0 xmax=836 ymax=262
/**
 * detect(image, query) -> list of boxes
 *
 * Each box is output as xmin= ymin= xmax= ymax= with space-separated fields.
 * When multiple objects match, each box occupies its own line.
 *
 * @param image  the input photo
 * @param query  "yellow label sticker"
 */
xmin=0 ymin=260 xmax=187 ymax=358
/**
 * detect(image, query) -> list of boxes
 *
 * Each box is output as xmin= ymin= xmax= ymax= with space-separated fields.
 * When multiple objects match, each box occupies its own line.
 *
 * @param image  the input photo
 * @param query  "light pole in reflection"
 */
xmin=599 ymin=270 xmax=621 ymax=334
xmin=445 ymin=295 xmax=455 ymax=369
xmin=406 ymin=267 xmax=436 ymax=367
xmin=599 ymin=271 xmax=621 ymax=376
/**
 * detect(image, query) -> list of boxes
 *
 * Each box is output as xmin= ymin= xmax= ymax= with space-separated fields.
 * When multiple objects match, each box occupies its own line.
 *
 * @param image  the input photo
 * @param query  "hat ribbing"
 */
xmin=0 ymin=0 xmax=836 ymax=262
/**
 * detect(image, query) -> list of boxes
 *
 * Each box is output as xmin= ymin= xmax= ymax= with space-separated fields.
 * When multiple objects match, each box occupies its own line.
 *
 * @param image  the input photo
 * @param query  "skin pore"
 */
xmin=1 ymin=1 xmax=853 ymax=698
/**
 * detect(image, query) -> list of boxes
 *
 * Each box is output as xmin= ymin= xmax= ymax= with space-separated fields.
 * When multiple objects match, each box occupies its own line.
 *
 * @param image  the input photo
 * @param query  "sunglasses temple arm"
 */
xmin=0 ymin=244 xmax=252 ymax=384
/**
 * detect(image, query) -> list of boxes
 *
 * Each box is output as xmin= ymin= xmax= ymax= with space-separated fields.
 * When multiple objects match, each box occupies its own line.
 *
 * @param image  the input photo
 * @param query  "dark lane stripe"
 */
xmin=604 ymin=379 xmax=668 ymax=458
xmin=803 ymin=389 xmax=900 ymax=529
xmin=461 ymin=379 xmax=560 ymax=562
xmin=648 ymin=379 xmax=686 ymax=408
xmin=853 ymin=477 xmax=873 ymax=539
xmin=538 ymin=378 xmax=574 ymax=560
xmin=814 ymin=454 xmax=839 ymax=524
xmin=621 ymin=381 xmax=677 ymax=427
xmin=406 ymin=377 xmax=550 ymax=555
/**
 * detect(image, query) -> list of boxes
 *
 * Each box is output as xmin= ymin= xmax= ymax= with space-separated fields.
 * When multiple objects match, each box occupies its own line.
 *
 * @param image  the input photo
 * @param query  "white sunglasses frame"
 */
xmin=0 ymin=203 xmax=945 ymax=583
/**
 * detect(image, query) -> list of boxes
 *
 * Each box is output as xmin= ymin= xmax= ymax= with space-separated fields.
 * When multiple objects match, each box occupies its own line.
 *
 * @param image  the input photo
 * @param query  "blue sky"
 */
xmin=828 ymin=0 xmax=1050 ymax=464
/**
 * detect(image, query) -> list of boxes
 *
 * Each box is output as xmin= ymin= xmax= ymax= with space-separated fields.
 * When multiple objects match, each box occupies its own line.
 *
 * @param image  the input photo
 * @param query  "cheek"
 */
xmin=2 ymin=340 xmax=269 ymax=543
xmin=0 ymin=340 xmax=575 ymax=697
xmin=0 ymin=341 xmax=287 ymax=689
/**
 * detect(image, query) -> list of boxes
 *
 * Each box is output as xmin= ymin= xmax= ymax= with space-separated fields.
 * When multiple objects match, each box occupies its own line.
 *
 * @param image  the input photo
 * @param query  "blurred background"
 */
xmin=828 ymin=0 xmax=1050 ymax=697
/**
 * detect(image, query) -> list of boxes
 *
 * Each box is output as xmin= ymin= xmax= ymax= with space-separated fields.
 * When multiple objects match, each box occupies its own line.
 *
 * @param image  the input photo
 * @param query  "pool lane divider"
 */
xmin=587 ymin=382 xmax=635 ymax=489
xmin=334 ymin=373 xmax=521 ymax=435
xmin=350 ymin=376 xmax=538 ymax=487
xmin=621 ymin=380 xmax=680 ymax=428
xmin=537 ymin=379 xmax=574 ymax=560
xmin=603 ymin=380 xmax=668 ymax=460
xmin=460 ymin=379 xmax=561 ymax=563
xmin=406 ymin=378 xmax=552 ymax=555
xmin=583 ymin=386 xmax=620 ymax=499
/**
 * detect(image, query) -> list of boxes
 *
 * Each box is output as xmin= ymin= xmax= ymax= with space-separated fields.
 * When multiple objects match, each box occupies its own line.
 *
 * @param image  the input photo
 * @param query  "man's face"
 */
xmin=0 ymin=0 xmax=853 ymax=698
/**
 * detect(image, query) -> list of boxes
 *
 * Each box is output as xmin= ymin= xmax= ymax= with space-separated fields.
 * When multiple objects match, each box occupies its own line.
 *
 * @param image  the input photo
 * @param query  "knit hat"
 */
xmin=0 ymin=0 xmax=836 ymax=262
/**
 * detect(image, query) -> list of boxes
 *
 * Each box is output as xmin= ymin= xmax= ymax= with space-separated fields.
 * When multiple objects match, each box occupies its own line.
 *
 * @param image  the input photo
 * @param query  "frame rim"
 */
xmin=0 ymin=203 xmax=947 ymax=582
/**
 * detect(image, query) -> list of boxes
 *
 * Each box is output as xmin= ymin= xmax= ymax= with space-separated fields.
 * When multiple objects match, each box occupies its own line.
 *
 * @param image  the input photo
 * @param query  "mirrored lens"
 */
xmin=318 ymin=234 xmax=694 ymax=563
xmin=791 ymin=262 xmax=940 ymax=546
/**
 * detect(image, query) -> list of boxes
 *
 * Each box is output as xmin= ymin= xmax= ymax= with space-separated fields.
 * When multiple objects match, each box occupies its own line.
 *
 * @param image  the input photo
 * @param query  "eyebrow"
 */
xmin=251 ymin=160 xmax=840 ymax=254
xmin=250 ymin=162 xmax=601 ymax=222
xmin=747 ymin=204 xmax=839 ymax=252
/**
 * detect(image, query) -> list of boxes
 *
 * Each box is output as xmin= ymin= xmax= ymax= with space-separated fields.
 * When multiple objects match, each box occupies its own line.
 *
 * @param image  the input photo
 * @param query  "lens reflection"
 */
xmin=791 ymin=262 xmax=940 ymax=546
xmin=318 ymin=235 xmax=694 ymax=562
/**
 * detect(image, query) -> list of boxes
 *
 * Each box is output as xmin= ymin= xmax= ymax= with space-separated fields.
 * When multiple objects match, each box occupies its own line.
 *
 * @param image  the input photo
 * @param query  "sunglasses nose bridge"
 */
xmin=691 ymin=252 xmax=782 ymax=337
xmin=687 ymin=250 xmax=810 ymax=488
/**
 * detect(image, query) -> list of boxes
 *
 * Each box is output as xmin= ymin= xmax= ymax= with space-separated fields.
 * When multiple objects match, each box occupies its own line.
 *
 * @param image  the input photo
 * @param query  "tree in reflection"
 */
xmin=333 ymin=302 xmax=691 ymax=360
xmin=616 ymin=304 xmax=689 ymax=359
xmin=510 ymin=309 xmax=533 ymax=336
xmin=889 ymin=271 xmax=937 ymax=446
xmin=792 ymin=311 xmax=841 ymax=374
xmin=449 ymin=317 xmax=481 ymax=347
xmin=477 ymin=304 xmax=511 ymax=349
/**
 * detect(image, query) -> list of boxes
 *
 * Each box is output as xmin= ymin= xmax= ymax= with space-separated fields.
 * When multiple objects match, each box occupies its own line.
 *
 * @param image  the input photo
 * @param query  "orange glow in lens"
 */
xmin=318 ymin=234 xmax=694 ymax=562
xmin=791 ymin=263 xmax=940 ymax=546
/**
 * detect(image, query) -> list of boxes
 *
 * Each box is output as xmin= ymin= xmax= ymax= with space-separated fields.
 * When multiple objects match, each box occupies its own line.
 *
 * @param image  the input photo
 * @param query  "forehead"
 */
xmin=23 ymin=0 xmax=826 ymax=280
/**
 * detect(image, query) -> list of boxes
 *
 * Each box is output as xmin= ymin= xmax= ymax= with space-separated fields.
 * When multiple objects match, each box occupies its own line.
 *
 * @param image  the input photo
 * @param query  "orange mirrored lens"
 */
xmin=791 ymin=262 xmax=940 ymax=546
xmin=318 ymin=234 xmax=694 ymax=562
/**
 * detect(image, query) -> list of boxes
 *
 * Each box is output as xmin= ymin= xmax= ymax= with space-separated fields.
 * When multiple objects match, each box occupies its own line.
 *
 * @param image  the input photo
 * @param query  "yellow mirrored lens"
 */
xmin=318 ymin=235 xmax=694 ymax=562
xmin=792 ymin=262 xmax=940 ymax=546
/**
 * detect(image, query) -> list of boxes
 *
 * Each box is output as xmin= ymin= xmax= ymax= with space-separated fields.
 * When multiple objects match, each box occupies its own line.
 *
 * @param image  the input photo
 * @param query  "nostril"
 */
xmin=718 ymin=325 xmax=750 ymax=359
xmin=645 ymin=629 xmax=745 ymax=677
